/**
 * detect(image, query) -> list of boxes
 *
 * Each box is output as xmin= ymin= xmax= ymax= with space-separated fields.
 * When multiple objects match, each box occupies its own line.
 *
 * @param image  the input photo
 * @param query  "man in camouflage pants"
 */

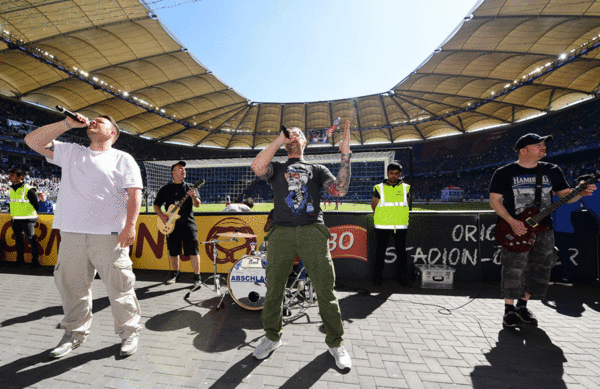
xmin=489 ymin=133 xmax=596 ymax=328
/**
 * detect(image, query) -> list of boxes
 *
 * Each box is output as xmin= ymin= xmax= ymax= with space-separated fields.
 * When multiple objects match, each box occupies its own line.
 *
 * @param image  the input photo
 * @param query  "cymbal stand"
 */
xmin=199 ymin=237 xmax=237 ymax=308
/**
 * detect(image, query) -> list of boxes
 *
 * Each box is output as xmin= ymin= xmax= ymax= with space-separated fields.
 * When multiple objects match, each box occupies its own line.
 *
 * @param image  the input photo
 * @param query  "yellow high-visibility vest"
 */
xmin=10 ymin=184 xmax=37 ymax=219
xmin=374 ymin=182 xmax=409 ymax=230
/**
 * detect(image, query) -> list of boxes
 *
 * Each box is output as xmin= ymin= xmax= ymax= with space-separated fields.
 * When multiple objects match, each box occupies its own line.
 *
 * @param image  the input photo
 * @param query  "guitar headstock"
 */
xmin=194 ymin=179 xmax=206 ymax=189
xmin=576 ymin=170 xmax=600 ymax=186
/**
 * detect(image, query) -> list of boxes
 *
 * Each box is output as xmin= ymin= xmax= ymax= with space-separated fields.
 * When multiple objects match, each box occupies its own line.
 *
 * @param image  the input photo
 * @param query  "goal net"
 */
xmin=143 ymin=151 xmax=396 ymax=204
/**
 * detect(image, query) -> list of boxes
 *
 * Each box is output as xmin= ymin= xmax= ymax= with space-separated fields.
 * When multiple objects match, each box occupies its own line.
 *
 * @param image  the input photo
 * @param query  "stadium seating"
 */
xmin=1 ymin=94 xmax=599 ymax=206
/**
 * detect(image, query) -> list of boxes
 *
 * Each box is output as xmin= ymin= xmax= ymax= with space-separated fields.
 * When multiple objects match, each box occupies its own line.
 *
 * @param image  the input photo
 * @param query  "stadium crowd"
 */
xmin=1 ymin=95 xmax=599 ymax=207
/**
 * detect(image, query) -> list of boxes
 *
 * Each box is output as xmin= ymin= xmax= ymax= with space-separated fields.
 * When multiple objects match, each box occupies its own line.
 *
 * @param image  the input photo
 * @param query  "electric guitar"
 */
xmin=156 ymin=179 xmax=205 ymax=235
xmin=495 ymin=170 xmax=599 ymax=252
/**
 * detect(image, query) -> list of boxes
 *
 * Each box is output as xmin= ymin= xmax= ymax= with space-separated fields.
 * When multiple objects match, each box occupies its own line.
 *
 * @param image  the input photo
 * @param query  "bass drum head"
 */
xmin=227 ymin=255 xmax=267 ymax=310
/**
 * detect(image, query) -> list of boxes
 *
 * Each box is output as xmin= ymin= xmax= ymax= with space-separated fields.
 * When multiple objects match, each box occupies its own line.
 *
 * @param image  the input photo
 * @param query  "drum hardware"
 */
xmin=217 ymin=232 xmax=257 ymax=239
xmin=283 ymin=264 xmax=316 ymax=318
xmin=187 ymin=236 xmax=238 ymax=309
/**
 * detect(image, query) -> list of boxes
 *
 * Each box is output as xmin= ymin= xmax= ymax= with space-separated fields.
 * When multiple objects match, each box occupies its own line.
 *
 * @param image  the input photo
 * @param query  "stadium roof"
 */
xmin=2 ymin=0 xmax=600 ymax=149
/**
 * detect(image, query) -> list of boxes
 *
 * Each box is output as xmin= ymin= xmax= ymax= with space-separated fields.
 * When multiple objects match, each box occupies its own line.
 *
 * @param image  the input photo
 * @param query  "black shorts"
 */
xmin=166 ymin=224 xmax=199 ymax=257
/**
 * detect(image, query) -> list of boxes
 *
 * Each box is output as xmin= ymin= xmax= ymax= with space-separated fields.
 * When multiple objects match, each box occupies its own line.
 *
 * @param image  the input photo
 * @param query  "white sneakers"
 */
xmin=253 ymin=337 xmax=282 ymax=359
xmin=49 ymin=333 xmax=83 ymax=359
xmin=120 ymin=333 xmax=139 ymax=356
xmin=253 ymin=337 xmax=352 ymax=370
xmin=49 ymin=332 xmax=138 ymax=358
xmin=328 ymin=346 xmax=352 ymax=370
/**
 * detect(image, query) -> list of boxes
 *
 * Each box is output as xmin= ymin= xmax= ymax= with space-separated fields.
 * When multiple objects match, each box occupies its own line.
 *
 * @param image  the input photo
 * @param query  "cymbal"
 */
xmin=217 ymin=232 xmax=257 ymax=238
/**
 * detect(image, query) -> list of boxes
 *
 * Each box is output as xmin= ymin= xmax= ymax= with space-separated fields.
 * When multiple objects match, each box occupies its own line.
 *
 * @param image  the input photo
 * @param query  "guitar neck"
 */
xmin=172 ymin=193 xmax=191 ymax=213
xmin=529 ymin=177 xmax=593 ymax=224
xmin=170 ymin=180 xmax=203 ymax=214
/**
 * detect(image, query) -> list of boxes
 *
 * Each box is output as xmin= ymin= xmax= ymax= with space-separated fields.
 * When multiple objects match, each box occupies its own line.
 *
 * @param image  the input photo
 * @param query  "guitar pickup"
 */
xmin=525 ymin=218 xmax=538 ymax=227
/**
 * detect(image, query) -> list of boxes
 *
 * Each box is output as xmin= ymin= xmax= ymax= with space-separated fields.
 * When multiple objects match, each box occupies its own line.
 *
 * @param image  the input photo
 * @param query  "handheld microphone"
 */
xmin=281 ymin=125 xmax=290 ymax=138
xmin=56 ymin=105 xmax=86 ymax=123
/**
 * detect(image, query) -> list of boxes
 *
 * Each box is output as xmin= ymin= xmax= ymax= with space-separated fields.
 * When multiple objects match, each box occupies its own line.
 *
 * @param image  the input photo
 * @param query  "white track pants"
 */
xmin=54 ymin=232 xmax=141 ymax=341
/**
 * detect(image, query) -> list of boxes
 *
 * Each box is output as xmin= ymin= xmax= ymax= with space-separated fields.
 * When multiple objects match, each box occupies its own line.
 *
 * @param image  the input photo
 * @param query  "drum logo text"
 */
xmin=230 ymin=275 xmax=266 ymax=283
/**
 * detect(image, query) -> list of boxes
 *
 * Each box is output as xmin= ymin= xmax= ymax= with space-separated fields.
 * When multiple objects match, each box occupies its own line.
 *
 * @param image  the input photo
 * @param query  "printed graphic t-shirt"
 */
xmin=268 ymin=158 xmax=335 ymax=227
xmin=489 ymin=161 xmax=569 ymax=228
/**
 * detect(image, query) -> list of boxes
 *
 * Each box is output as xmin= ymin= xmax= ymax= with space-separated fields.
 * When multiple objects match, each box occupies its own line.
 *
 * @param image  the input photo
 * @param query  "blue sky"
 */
xmin=155 ymin=0 xmax=479 ymax=103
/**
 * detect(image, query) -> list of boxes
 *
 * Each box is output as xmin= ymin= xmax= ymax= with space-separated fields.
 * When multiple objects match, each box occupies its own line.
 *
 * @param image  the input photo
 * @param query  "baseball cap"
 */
xmin=171 ymin=160 xmax=186 ymax=171
xmin=514 ymin=133 xmax=553 ymax=151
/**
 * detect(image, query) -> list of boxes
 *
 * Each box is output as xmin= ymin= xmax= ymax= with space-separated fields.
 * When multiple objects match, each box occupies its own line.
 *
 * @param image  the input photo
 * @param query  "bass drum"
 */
xmin=228 ymin=254 xmax=267 ymax=310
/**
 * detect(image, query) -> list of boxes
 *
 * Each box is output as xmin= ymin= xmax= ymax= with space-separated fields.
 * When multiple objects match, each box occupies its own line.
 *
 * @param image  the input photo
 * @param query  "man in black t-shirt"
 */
xmin=154 ymin=161 xmax=201 ymax=286
xmin=489 ymin=133 xmax=596 ymax=329
xmin=250 ymin=122 xmax=353 ymax=370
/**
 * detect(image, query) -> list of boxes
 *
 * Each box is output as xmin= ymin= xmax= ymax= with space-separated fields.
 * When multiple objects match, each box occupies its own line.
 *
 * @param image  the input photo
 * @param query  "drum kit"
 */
xmin=185 ymin=231 xmax=268 ymax=310
xmin=187 ymin=231 xmax=315 ymax=313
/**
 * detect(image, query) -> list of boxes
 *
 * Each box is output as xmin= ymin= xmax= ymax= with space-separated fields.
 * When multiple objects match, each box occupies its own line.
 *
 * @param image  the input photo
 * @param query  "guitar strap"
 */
xmin=534 ymin=164 xmax=543 ymax=209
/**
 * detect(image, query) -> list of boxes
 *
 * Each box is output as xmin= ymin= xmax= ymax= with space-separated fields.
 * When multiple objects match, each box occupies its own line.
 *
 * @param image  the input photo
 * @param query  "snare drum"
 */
xmin=228 ymin=255 xmax=268 ymax=310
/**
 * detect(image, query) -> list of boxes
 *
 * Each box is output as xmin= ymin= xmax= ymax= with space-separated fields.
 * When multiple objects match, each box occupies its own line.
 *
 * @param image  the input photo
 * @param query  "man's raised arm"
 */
xmin=325 ymin=120 xmax=352 ymax=197
xmin=25 ymin=114 xmax=88 ymax=159
xmin=251 ymin=132 xmax=288 ymax=179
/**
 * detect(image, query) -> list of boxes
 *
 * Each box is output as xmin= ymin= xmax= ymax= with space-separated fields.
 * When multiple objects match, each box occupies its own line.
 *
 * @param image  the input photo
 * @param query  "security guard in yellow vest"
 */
xmin=371 ymin=162 xmax=410 ymax=286
xmin=8 ymin=168 xmax=40 ymax=268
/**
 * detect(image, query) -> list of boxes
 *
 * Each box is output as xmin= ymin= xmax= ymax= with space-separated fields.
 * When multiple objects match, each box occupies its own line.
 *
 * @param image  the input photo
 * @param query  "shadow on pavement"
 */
xmin=471 ymin=327 xmax=567 ymax=389
xmin=542 ymin=283 xmax=600 ymax=317
xmin=279 ymin=351 xmax=345 ymax=389
xmin=0 ymin=344 xmax=120 ymax=389
xmin=207 ymin=354 xmax=263 ymax=389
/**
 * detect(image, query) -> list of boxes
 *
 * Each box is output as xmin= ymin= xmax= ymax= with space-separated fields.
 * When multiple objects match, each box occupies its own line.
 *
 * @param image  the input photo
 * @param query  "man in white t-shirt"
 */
xmin=25 ymin=112 xmax=143 ymax=359
xmin=223 ymin=197 xmax=254 ymax=212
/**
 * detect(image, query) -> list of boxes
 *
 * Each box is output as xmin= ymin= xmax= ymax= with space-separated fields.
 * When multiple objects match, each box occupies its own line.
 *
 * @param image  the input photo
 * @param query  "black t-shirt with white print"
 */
xmin=266 ymin=158 xmax=335 ymax=227
xmin=154 ymin=181 xmax=198 ymax=230
xmin=489 ymin=161 xmax=569 ymax=228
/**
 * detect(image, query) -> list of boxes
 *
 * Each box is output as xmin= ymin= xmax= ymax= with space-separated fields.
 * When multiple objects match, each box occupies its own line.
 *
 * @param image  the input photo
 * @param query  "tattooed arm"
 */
xmin=251 ymin=131 xmax=289 ymax=180
xmin=25 ymin=113 xmax=88 ymax=159
xmin=324 ymin=120 xmax=352 ymax=197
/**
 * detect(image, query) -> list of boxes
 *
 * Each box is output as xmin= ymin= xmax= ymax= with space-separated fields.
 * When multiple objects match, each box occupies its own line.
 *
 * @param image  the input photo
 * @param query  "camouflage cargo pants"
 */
xmin=501 ymin=230 xmax=556 ymax=300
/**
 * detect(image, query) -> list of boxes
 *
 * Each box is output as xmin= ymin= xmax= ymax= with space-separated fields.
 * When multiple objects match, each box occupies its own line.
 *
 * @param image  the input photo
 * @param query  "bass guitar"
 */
xmin=157 ymin=179 xmax=205 ymax=235
xmin=495 ymin=170 xmax=599 ymax=252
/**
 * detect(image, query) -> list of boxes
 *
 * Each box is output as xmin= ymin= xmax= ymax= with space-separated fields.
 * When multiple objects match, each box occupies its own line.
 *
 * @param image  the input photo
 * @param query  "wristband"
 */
xmin=341 ymin=152 xmax=352 ymax=158
xmin=64 ymin=119 xmax=72 ymax=130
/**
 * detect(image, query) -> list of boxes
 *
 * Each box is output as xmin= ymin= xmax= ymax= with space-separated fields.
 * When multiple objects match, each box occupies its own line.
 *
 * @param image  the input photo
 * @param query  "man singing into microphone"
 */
xmin=25 ymin=111 xmax=143 ymax=358
xmin=250 ymin=121 xmax=353 ymax=370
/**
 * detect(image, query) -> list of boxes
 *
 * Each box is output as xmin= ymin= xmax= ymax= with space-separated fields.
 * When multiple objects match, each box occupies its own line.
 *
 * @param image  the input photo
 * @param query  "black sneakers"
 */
xmin=502 ymin=311 xmax=522 ymax=328
xmin=503 ymin=306 xmax=539 ymax=328
xmin=166 ymin=271 xmax=180 ymax=285
xmin=515 ymin=307 xmax=538 ymax=326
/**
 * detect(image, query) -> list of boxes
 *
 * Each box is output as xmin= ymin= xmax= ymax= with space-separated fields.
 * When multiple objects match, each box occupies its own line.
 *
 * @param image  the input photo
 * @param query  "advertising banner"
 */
xmin=1 ymin=211 xmax=596 ymax=283
xmin=0 ymin=214 xmax=60 ymax=265
xmin=324 ymin=213 xmax=370 ymax=279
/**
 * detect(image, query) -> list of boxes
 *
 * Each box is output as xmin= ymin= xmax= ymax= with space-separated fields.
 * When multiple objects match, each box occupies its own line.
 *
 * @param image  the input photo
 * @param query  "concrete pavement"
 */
xmin=1 ymin=266 xmax=599 ymax=388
